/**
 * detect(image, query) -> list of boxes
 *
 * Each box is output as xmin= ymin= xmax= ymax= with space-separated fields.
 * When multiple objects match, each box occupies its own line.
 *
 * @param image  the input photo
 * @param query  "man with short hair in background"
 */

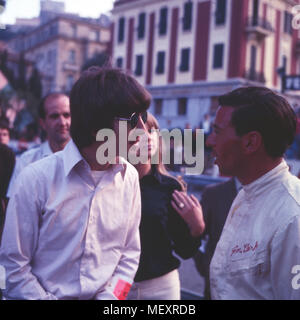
xmin=7 ymin=92 xmax=71 ymax=197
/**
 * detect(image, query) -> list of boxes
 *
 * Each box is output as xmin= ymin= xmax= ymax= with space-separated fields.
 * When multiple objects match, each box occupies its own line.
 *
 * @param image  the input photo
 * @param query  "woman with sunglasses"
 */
xmin=126 ymin=112 xmax=204 ymax=300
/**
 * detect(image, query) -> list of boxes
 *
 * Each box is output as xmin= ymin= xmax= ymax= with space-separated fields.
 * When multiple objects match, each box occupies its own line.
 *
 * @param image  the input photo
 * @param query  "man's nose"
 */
xmin=58 ymin=115 xmax=67 ymax=125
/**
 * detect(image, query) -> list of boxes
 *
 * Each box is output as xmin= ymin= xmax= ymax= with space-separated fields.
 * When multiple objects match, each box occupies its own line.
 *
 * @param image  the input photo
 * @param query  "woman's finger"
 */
xmin=190 ymin=194 xmax=201 ymax=207
xmin=171 ymin=200 xmax=184 ymax=215
xmin=172 ymin=190 xmax=188 ymax=209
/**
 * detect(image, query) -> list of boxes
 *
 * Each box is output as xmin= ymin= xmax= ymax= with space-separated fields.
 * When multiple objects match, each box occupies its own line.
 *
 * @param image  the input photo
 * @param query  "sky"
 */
xmin=0 ymin=0 xmax=116 ymax=25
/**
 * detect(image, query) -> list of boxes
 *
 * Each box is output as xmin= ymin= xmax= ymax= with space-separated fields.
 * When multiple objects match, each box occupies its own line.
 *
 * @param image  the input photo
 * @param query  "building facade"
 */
xmin=8 ymin=3 xmax=111 ymax=94
xmin=111 ymin=0 xmax=300 ymax=129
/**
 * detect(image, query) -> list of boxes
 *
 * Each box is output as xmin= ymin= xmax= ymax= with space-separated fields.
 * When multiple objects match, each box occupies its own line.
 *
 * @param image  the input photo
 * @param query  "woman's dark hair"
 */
xmin=145 ymin=112 xmax=186 ymax=191
xmin=0 ymin=143 xmax=15 ymax=198
xmin=70 ymin=66 xmax=152 ymax=149
xmin=218 ymin=86 xmax=297 ymax=158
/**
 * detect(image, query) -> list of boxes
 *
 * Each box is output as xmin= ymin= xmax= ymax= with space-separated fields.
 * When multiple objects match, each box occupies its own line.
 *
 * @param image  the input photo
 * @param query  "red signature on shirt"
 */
xmin=231 ymin=241 xmax=258 ymax=257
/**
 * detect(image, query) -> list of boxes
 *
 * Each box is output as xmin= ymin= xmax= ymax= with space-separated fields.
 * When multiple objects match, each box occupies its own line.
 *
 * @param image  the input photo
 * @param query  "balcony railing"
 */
xmin=244 ymin=69 xmax=266 ymax=83
xmin=246 ymin=17 xmax=273 ymax=39
xmin=63 ymin=62 xmax=79 ymax=72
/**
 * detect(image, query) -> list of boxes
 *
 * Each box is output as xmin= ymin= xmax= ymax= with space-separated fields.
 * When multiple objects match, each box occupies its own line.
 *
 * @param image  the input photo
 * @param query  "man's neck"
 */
xmin=238 ymin=157 xmax=283 ymax=185
xmin=48 ymin=139 xmax=69 ymax=153
xmin=80 ymin=143 xmax=111 ymax=171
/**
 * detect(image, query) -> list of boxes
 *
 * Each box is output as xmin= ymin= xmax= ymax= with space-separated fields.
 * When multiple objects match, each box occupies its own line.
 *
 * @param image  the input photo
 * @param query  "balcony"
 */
xmin=244 ymin=69 xmax=266 ymax=83
xmin=63 ymin=61 xmax=79 ymax=72
xmin=245 ymin=17 xmax=273 ymax=40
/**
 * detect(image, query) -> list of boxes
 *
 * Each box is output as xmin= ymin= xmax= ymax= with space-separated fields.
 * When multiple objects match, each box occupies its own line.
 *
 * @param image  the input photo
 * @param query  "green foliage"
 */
xmin=0 ymin=50 xmax=43 ymax=124
xmin=81 ymin=51 xmax=111 ymax=72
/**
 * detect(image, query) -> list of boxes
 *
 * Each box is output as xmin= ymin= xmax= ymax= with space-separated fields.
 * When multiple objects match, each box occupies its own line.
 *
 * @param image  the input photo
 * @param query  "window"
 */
xmin=215 ymin=0 xmax=226 ymax=25
xmin=179 ymin=48 xmax=190 ymax=72
xmin=69 ymin=49 xmax=76 ymax=64
xmin=178 ymin=98 xmax=187 ymax=115
xmin=137 ymin=12 xmax=146 ymax=39
xmin=213 ymin=43 xmax=224 ymax=69
xmin=118 ymin=17 xmax=125 ymax=43
xmin=49 ymin=22 xmax=58 ymax=36
xmin=250 ymin=45 xmax=257 ymax=72
xmin=282 ymin=55 xmax=287 ymax=74
xmin=90 ymin=30 xmax=100 ymax=41
xmin=116 ymin=57 xmax=123 ymax=68
xmin=252 ymin=0 xmax=259 ymax=26
xmin=71 ymin=24 xmax=77 ymax=38
xmin=135 ymin=55 xmax=143 ymax=76
xmin=284 ymin=11 xmax=293 ymax=35
xmin=159 ymin=7 xmax=168 ymax=35
xmin=154 ymin=99 xmax=163 ymax=115
xmin=47 ymin=50 xmax=52 ymax=63
xmin=156 ymin=51 xmax=165 ymax=74
xmin=183 ymin=1 xmax=193 ymax=31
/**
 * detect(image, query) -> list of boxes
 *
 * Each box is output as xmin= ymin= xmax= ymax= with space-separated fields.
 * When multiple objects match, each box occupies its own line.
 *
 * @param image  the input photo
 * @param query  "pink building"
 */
xmin=111 ymin=0 xmax=300 ymax=129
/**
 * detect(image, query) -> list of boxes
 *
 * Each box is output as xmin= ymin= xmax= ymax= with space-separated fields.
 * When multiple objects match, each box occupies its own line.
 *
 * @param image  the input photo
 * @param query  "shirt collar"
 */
xmin=242 ymin=160 xmax=289 ymax=200
xmin=234 ymin=177 xmax=243 ymax=192
xmin=62 ymin=140 xmax=127 ymax=178
xmin=62 ymin=139 xmax=84 ymax=177
xmin=41 ymin=141 xmax=53 ymax=157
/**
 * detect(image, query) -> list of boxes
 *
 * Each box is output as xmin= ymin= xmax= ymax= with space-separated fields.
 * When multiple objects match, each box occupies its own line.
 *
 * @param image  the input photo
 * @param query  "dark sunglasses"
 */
xmin=115 ymin=112 xmax=148 ymax=129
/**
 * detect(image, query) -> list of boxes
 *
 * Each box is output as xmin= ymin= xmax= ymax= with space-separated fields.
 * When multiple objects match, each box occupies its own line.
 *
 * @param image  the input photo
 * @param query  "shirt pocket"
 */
xmin=229 ymin=250 xmax=270 ymax=278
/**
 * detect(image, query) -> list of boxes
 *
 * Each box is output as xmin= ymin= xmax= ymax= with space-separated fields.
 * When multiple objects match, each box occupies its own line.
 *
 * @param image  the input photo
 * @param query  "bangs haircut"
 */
xmin=70 ymin=66 xmax=152 ymax=149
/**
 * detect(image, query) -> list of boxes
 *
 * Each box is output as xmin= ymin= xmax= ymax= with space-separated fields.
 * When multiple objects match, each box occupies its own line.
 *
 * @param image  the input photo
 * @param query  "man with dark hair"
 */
xmin=0 ymin=67 xmax=151 ymax=300
xmin=7 ymin=92 xmax=71 ymax=197
xmin=205 ymin=86 xmax=300 ymax=299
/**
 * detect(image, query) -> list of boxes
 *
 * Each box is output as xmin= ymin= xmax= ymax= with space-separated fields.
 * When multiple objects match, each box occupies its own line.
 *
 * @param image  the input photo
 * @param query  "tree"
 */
xmin=17 ymin=53 xmax=27 ymax=91
xmin=28 ymin=67 xmax=42 ymax=100
xmin=81 ymin=51 xmax=111 ymax=72
xmin=0 ymin=50 xmax=16 ymax=88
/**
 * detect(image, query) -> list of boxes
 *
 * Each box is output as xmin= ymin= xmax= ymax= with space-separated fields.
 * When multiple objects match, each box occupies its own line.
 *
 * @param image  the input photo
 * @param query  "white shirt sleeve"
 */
xmin=270 ymin=215 xmax=300 ymax=300
xmin=6 ymin=157 xmax=24 ymax=198
xmin=94 ymin=175 xmax=141 ymax=300
xmin=0 ymin=167 xmax=57 ymax=300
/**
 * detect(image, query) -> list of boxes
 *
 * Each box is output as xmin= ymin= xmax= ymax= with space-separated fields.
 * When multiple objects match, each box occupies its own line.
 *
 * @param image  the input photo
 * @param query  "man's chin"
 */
xmin=56 ymin=135 xmax=71 ymax=144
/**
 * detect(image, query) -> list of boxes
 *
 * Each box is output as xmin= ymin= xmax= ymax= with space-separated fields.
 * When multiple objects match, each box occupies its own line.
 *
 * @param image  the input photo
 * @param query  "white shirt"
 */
xmin=90 ymin=170 xmax=107 ymax=186
xmin=0 ymin=139 xmax=141 ymax=300
xmin=7 ymin=141 xmax=53 ymax=197
xmin=210 ymin=161 xmax=300 ymax=300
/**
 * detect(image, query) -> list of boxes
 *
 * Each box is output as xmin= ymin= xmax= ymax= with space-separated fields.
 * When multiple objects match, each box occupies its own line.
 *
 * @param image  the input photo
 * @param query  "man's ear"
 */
xmin=242 ymin=131 xmax=262 ymax=155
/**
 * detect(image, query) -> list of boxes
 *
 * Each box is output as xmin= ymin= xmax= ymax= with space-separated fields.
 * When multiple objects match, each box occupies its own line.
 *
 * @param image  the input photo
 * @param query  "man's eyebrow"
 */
xmin=48 ymin=112 xmax=60 ymax=117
